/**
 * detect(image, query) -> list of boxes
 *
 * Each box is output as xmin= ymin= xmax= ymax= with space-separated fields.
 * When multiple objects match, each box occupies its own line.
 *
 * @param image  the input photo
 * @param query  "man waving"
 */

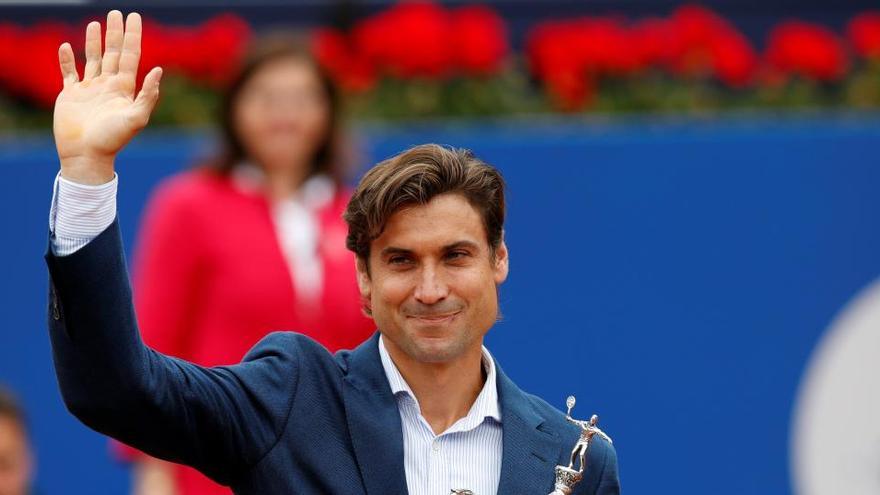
xmin=47 ymin=11 xmax=619 ymax=494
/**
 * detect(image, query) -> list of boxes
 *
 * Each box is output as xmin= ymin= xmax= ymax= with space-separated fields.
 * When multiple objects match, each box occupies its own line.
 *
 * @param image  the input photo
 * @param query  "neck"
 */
xmin=261 ymin=161 xmax=310 ymax=201
xmin=384 ymin=339 xmax=486 ymax=435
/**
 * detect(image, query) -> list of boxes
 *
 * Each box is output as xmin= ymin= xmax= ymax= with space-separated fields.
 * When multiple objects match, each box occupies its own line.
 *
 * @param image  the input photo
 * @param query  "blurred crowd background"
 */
xmin=1 ymin=1 xmax=879 ymax=494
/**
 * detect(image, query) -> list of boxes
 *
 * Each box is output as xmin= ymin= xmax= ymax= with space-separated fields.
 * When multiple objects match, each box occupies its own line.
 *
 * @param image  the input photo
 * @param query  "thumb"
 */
xmin=130 ymin=67 xmax=163 ymax=127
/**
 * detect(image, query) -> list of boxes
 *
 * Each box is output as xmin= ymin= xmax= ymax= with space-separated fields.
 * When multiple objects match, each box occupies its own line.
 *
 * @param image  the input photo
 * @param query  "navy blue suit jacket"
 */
xmin=45 ymin=220 xmax=620 ymax=494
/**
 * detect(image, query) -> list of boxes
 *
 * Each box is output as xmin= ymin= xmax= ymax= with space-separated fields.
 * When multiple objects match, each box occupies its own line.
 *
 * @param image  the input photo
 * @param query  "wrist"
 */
xmin=59 ymin=156 xmax=116 ymax=185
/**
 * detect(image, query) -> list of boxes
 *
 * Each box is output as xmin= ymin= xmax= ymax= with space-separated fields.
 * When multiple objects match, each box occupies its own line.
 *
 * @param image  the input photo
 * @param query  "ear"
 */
xmin=355 ymin=256 xmax=371 ymax=300
xmin=493 ymin=239 xmax=509 ymax=285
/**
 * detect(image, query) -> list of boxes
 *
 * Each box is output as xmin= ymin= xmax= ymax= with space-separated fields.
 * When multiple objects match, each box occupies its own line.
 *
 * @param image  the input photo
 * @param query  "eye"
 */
xmin=388 ymin=255 xmax=412 ymax=266
xmin=446 ymin=250 xmax=470 ymax=261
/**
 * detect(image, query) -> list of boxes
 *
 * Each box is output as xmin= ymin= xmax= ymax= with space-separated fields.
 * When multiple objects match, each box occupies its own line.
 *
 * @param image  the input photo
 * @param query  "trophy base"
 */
xmin=549 ymin=465 xmax=583 ymax=495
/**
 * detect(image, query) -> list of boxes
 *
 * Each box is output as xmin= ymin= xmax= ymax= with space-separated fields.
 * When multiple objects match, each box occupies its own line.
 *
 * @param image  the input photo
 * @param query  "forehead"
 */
xmin=247 ymin=57 xmax=321 ymax=89
xmin=372 ymin=194 xmax=487 ymax=253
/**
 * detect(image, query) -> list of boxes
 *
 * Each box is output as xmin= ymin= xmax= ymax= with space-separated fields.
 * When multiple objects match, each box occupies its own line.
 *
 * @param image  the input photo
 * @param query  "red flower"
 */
xmin=137 ymin=14 xmax=250 ymax=89
xmin=709 ymin=30 xmax=757 ymax=87
xmin=16 ymin=23 xmax=70 ymax=108
xmin=630 ymin=18 xmax=678 ymax=70
xmin=527 ymin=4 xmax=757 ymax=107
xmin=313 ymin=28 xmax=376 ymax=92
xmin=450 ymin=5 xmax=508 ymax=76
xmin=139 ymin=19 xmax=172 ymax=85
xmin=355 ymin=1 xmax=453 ymax=78
xmin=0 ymin=23 xmax=22 ymax=91
xmin=197 ymin=14 xmax=251 ymax=88
xmin=578 ymin=18 xmax=640 ymax=75
xmin=526 ymin=18 xmax=619 ymax=108
xmin=526 ymin=20 xmax=590 ymax=108
xmin=527 ymin=21 xmax=579 ymax=80
xmin=313 ymin=28 xmax=348 ymax=74
xmin=164 ymin=27 xmax=200 ymax=79
xmin=528 ymin=18 xmax=633 ymax=109
xmin=322 ymin=2 xmax=507 ymax=83
xmin=847 ymin=11 xmax=880 ymax=60
xmin=672 ymin=5 xmax=727 ymax=50
xmin=668 ymin=5 xmax=757 ymax=86
xmin=767 ymin=21 xmax=849 ymax=81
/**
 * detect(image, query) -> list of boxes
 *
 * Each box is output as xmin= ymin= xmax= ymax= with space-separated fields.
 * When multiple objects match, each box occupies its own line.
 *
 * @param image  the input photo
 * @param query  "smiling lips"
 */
xmin=407 ymin=311 xmax=461 ymax=324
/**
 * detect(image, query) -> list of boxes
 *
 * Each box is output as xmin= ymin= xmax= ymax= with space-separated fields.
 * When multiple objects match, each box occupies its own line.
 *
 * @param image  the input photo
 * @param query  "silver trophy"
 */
xmin=548 ymin=396 xmax=613 ymax=495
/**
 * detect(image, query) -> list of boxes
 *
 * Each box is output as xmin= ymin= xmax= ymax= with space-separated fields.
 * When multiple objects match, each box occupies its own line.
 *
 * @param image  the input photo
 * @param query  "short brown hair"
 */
xmin=344 ymin=144 xmax=505 ymax=264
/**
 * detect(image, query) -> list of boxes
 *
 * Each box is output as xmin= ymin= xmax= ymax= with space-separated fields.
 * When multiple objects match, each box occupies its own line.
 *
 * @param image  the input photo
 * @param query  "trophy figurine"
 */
xmin=548 ymin=396 xmax=613 ymax=495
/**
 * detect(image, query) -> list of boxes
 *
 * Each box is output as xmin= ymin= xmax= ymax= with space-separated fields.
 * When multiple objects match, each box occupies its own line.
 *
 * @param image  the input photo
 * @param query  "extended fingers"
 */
xmin=83 ymin=21 xmax=102 ymax=80
xmin=118 ymin=13 xmax=142 ymax=89
xmin=130 ymin=67 xmax=163 ymax=128
xmin=101 ymin=10 xmax=124 ymax=75
xmin=58 ymin=42 xmax=79 ymax=87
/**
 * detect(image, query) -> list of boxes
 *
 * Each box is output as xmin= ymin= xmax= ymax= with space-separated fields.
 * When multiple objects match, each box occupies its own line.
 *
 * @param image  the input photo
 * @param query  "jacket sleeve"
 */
xmin=45 ymin=218 xmax=298 ymax=486
xmin=114 ymin=179 xmax=205 ymax=462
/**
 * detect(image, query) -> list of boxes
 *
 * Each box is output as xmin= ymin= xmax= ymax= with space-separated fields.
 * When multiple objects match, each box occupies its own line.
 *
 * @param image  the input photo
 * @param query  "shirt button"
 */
xmin=432 ymin=441 xmax=441 ymax=452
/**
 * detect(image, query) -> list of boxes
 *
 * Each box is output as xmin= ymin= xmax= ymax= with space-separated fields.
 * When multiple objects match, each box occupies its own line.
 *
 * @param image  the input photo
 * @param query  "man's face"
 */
xmin=357 ymin=193 xmax=508 ymax=364
xmin=0 ymin=416 xmax=32 ymax=495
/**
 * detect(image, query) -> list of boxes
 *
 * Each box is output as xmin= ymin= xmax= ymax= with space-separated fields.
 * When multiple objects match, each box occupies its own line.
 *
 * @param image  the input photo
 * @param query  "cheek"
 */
xmin=232 ymin=106 xmax=263 ymax=146
xmin=474 ymin=281 xmax=498 ymax=310
xmin=466 ymin=270 xmax=501 ymax=315
xmin=0 ymin=452 xmax=26 ymax=481
xmin=234 ymin=95 xmax=262 ymax=125
xmin=301 ymin=106 xmax=331 ymax=143
xmin=371 ymin=274 xmax=413 ymax=309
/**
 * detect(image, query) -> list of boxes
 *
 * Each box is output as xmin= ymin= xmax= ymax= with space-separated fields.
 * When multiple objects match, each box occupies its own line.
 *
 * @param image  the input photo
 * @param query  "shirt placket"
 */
xmin=427 ymin=434 xmax=450 ymax=495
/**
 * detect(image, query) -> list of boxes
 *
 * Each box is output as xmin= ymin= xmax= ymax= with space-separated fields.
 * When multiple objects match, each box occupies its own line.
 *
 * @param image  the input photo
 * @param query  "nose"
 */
xmin=413 ymin=263 xmax=449 ymax=305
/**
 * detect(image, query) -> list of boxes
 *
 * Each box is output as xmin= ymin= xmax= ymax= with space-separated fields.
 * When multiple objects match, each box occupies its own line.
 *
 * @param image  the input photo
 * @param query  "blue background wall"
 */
xmin=1 ymin=115 xmax=879 ymax=494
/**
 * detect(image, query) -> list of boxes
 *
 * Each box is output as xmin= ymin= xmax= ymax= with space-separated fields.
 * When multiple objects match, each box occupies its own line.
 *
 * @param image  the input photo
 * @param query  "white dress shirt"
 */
xmin=49 ymin=174 xmax=505 ymax=495
xmin=379 ymin=336 xmax=503 ymax=495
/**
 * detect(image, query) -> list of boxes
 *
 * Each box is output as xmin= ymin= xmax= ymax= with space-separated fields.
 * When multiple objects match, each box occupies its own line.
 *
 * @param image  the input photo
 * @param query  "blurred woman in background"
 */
xmin=0 ymin=387 xmax=35 ymax=495
xmin=124 ymin=33 xmax=375 ymax=495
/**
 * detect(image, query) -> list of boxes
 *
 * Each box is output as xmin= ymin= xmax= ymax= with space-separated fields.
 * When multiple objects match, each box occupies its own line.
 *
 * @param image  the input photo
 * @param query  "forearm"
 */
xmin=46 ymin=217 xmax=153 ymax=424
xmin=46 ymin=168 xmax=149 ymax=417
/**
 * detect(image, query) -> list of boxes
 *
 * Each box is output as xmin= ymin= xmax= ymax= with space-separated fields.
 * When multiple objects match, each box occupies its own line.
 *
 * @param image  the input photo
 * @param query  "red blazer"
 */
xmin=122 ymin=169 xmax=375 ymax=494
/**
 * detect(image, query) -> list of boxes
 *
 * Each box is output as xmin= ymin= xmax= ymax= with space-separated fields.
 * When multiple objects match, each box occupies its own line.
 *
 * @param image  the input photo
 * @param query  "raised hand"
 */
xmin=54 ymin=10 xmax=162 ymax=184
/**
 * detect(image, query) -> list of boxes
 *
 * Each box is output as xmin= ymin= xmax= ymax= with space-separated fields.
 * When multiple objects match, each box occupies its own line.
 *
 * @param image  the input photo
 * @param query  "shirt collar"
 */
xmin=378 ymin=335 xmax=502 ymax=430
xmin=231 ymin=162 xmax=335 ymax=209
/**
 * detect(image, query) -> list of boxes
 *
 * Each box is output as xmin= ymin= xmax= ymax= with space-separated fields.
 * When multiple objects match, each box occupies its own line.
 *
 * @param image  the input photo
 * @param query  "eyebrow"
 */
xmin=379 ymin=240 xmax=481 ymax=258
xmin=379 ymin=247 xmax=412 ymax=259
xmin=443 ymin=240 xmax=480 ymax=252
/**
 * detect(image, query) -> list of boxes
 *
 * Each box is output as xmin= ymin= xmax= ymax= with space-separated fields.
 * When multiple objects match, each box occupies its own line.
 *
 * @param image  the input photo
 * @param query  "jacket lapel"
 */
xmin=496 ymin=363 xmax=565 ymax=494
xmin=341 ymin=333 xmax=409 ymax=495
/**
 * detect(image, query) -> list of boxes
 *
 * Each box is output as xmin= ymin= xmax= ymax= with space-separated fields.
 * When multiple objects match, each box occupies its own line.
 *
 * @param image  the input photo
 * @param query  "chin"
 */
xmin=405 ymin=333 xmax=470 ymax=364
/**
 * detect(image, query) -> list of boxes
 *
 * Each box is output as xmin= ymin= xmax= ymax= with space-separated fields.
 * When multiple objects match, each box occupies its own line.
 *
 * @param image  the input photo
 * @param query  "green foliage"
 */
xmin=1 ymin=64 xmax=878 ymax=131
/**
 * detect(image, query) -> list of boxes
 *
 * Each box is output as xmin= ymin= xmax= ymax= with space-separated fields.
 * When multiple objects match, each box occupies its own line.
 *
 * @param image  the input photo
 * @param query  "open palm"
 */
xmin=54 ymin=11 xmax=162 ymax=183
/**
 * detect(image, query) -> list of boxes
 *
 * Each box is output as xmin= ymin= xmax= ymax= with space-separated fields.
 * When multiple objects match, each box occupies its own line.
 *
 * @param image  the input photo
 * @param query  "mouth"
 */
xmin=407 ymin=311 xmax=461 ymax=325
